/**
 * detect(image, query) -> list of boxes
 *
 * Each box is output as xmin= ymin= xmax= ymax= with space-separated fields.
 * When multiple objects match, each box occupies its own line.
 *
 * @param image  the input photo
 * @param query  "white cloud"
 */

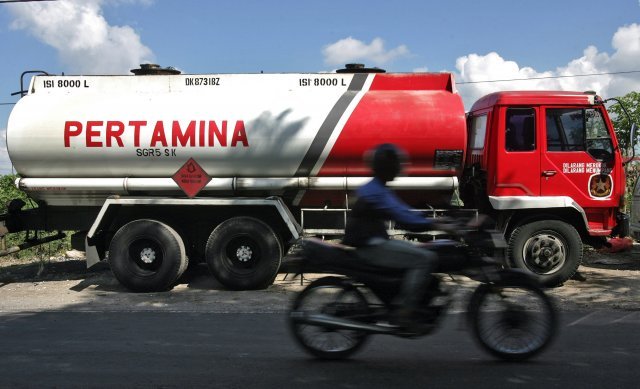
xmin=455 ymin=24 xmax=640 ymax=109
xmin=8 ymin=0 xmax=154 ymax=75
xmin=323 ymin=37 xmax=410 ymax=66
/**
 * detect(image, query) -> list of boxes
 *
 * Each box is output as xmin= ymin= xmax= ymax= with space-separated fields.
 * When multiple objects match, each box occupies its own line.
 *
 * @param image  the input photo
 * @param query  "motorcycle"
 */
xmin=287 ymin=220 xmax=558 ymax=361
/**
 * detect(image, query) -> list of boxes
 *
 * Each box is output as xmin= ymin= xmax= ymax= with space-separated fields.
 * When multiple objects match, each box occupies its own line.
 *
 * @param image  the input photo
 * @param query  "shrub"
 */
xmin=0 ymin=174 xmax=71 ymax=259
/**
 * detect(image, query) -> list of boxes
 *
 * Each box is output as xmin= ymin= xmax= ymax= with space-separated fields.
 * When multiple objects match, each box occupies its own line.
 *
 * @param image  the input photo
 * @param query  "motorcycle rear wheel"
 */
xmin=288 ymin=276 xmax=371 ymax=360
xmin=468 ymin=281 xmax=557 ymax=361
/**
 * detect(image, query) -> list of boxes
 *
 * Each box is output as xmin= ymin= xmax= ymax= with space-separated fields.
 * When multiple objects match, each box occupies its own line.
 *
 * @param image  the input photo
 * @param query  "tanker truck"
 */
xmin=1 ymin=64 xmax=635 ymax=291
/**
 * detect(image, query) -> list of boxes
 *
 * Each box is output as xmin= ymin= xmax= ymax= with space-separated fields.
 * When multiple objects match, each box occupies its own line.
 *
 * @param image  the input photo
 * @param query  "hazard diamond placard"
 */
xmin=172 ymin=158 xmax=212 ymax=198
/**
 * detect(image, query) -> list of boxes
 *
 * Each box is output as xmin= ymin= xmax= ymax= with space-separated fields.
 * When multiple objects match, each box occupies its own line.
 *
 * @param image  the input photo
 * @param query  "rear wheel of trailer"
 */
xmin=205 ymin=216 xmax=282 ymax=290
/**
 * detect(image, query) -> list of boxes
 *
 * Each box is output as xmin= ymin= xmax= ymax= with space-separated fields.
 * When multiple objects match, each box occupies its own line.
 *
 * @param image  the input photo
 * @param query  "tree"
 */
xmin=607 ymin=91 xmax=640 ymax=155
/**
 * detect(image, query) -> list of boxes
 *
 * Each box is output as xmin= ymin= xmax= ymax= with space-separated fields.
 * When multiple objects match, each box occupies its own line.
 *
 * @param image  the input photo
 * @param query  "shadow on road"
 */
xmin=0 ymin=245 xmax=638 ymax=312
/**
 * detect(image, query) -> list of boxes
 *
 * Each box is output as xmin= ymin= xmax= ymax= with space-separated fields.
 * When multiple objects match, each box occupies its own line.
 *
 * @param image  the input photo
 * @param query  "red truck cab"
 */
xmin=463 ymin=91 xmax=626 ymax=286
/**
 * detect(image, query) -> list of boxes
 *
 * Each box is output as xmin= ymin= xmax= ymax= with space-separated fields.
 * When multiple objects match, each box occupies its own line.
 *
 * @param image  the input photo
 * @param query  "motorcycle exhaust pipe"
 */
xmin=290 ymin=312 xmax=395 ymax=334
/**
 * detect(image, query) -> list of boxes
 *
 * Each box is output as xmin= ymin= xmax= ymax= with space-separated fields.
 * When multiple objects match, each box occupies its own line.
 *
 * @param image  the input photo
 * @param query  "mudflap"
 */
xmin=632 ymin=177 xmax=640 ymax=240
xmin=613 ymin=212 xmax=630 ymax=238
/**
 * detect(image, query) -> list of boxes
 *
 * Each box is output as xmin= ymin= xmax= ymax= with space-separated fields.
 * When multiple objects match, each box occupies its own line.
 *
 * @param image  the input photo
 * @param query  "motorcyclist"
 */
xmin=343 ymin=143 xmax=442 ymax=326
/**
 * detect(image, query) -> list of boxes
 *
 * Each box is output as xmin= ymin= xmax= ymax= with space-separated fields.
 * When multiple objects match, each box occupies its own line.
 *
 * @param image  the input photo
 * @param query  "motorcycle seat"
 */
xmin=302 ymin=238 xmax=405 ymax=276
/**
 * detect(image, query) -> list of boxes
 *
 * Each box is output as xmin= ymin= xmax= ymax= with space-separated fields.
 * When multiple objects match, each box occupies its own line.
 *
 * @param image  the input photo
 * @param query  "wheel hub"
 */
xmin=523 ymin=234 xmax=566 ymax=274
xmin=140 ymin=247 xmax=156 ymax=264
xmin=236 ymin=245 xmax=253 ymax=262
xmin=502 ymin=307 xmax=528 ymax=328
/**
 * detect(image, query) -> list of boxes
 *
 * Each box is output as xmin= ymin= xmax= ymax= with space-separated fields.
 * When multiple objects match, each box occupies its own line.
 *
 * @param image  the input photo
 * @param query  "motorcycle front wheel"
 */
xmin=288 ymin=276 xmax=371 ymax=360
xmin=467 ymin=280 xmax=557 ymax=361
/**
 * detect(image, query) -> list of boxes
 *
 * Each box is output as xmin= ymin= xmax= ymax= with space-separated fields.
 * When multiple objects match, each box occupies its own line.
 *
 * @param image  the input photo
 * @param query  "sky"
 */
xmin=1 ymin=0 xmax=640 ymax=174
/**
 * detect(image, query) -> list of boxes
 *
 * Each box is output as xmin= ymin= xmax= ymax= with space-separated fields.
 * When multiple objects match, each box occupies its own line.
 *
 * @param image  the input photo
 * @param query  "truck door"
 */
xmin=632 ymin=177 xmax=640 ymax=240
xmin=494 ymin=107 xmax=540 ymax=196
xmin=540 ymin=107 xmax=619 ymax=230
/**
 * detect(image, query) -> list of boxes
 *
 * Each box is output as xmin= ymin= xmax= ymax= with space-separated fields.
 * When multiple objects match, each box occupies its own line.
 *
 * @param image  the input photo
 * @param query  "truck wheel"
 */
xmin=205 ymin=217 xmax=282 ymax=290
xmin=508 ymin=220 xmax=583 ymax=287
xmin=109 ymin=219 xmax=188 ymax=292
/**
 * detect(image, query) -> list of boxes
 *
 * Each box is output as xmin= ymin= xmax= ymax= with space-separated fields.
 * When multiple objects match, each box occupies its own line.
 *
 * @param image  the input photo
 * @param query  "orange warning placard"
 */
xmin=172 ymin=158 xmax=211 ymax=198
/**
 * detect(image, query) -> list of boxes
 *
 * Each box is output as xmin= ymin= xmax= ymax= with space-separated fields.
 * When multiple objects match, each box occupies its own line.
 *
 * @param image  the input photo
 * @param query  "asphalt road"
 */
xmin=0 ymin=310 xmax=638 ymax=388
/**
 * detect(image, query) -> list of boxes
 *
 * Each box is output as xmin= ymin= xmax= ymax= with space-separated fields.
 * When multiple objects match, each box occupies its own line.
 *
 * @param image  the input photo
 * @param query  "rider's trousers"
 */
xmin=355 ymin=239 xmax=437 ymax=310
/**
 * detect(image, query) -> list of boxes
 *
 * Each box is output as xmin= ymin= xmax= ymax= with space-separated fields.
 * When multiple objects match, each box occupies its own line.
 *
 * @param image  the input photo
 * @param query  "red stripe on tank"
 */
xmin=317 ymin=73 xmax=466 ymax=177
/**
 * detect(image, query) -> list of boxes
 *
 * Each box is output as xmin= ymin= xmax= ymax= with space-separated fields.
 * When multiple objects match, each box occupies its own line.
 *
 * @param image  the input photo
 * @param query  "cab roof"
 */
xmin=470 ymin=91 xmax=599 ymax=112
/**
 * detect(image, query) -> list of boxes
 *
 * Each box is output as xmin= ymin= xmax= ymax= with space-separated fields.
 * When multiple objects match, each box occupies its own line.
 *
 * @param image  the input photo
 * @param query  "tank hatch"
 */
xmin=336 ymin=63 xmax=386 ymax=73
xmin=131 ymin=64 xmax=181 ymax=75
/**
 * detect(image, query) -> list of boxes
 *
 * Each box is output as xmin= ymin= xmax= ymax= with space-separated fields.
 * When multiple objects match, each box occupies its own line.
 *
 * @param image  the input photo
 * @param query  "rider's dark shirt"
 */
xmin=342 ymin=177 xmax=433 ymax=247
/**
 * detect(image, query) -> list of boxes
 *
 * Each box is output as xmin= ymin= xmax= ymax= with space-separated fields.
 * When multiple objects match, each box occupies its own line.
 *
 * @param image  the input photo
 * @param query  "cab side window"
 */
xmin=546 ymin=108 xmax=613 ymax=160
xmin=469 ymin=114 xmax=487 ymax=150
xmin=546 ymin=109 xmax=585 ymax=151
xmin=505 ymin=108 xmax=535 ymax=152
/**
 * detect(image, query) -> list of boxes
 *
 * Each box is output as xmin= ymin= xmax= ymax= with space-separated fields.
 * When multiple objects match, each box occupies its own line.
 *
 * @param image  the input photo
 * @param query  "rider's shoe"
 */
xmin=390 ymin=306 xmax=438 ymax=334
xmin=390 ymin=307 xmax=416 ymax=328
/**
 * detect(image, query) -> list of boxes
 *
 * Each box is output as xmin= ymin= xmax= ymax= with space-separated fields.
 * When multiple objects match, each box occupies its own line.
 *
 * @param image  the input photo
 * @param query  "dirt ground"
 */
xmin=0 ymin=243 xmax=638 ymax=313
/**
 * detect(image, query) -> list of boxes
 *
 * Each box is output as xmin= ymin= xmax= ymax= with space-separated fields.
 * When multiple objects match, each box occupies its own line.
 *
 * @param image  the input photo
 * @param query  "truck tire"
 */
xmin=508 ymin=220 xmax=583 ymax=287
xmin=109 ymin=219 xmax=188 ymax=292
xmin=205 ymin=217 xmax=282 ymax=290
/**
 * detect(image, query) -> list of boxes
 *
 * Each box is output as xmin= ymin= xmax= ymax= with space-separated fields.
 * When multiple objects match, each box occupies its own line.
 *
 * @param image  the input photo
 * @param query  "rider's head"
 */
xmin=369 ymin=143 xmax=407 ymax=183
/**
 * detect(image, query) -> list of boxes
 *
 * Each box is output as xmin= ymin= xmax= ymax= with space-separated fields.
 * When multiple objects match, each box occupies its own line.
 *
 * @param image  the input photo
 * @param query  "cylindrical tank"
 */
xmin=7 ymin=71 xmax=467 ymax=205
